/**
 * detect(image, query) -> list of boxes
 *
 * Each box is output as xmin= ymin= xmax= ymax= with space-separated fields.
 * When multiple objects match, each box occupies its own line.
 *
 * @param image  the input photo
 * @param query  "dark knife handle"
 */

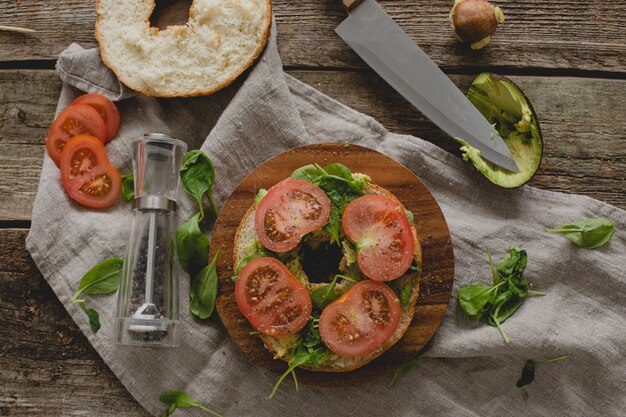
xmin=342 ymin=0 xmax=365 ymax=12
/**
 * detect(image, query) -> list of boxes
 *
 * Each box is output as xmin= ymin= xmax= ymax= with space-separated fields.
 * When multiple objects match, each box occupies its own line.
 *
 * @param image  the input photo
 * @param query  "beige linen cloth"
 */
xmin=26 ymin=22 xmax=626 ymax=417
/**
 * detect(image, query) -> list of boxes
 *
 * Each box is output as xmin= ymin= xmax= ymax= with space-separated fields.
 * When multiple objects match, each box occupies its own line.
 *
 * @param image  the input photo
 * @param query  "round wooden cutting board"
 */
xmin=211 ymin=143 xmax=454 ymax=386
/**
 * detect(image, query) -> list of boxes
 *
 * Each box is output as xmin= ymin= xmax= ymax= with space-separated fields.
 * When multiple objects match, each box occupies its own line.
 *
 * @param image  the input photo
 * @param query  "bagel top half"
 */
xmin=95 ymin=0 xmax=272 ymax=97
xmin=233 ymin=180 xmax=422 ymax=373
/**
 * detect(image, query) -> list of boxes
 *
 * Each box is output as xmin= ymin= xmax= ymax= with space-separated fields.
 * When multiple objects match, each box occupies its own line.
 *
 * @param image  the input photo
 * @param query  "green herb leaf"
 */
xmin=255 ymin=188 xmax=268 ymax=208
xmin=77 ymin=301 xmax=101 ymax=333
xmin=405 ymin=210 xmax=414 ymax=224
xmin=176 ymin=212 xmax=209 ymax=277
xmin=388 ymin=355 xmax=422 ymax=387
xmin=457 ymin=283 xmax=498 ymax=319
xmin=121 ymin=173 xmax=135 ymax=201
xmin=71 ymin=258 xmax=123 ymax=300
xmin=180 ymin=150 xmax=218 ymax=218
xmin=231 ymin=240 xmax=269 ymax=282
xmin=516 ymin=355 xmax=567 ymax=388
xmin=189 ymin=246 xmax=223 ymax=319
xmin=546 ymin=218 xmax=615 ymax=249
xmin=159 ymin=390 xmax=223 ymax=417
xmin=310 ymin=276 xmax=340 ymax=309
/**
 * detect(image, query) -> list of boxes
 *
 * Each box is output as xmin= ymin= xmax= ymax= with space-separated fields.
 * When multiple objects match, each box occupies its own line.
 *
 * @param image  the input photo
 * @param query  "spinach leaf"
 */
xmin=189 ymin=246 xmax=223 ymax=319
xmin=159 ymin=390 xmax=223 ymax=417
xmin=77 ymin=301 xmax=101 ymax=333
xmin=121 ymin=173 xmax=134 ymax=201
xmin=309 ymin=276 xmax=340 ymax=309
xmin=269 ymin=317 xmax=330 ymax=399
xmin=175 ymin=212 xmax=209 ymax=277
xmin=457 ymin=247 xmax=543 ymax=344
xmin=70 ymin=258 xmax=123 ymax=334
xmin=180 ymin=150 xmax=218 ymax=218
xmin=546 ymin=218 xmax=615 ymax=249
xmin=71 ymin=258 xmax=123 ymax=300
xmin=516 ymin=355 xmax=567 ymax=388
xmin=388 ymin=355 xmax=422 ymax=387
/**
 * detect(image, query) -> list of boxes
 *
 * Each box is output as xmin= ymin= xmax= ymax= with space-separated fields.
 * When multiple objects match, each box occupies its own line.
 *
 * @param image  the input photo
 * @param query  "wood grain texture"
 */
xmin=0 ymin=229 xmax=149 ymax=416
xmin=1 ymin=69 xmax=624 ymax=221
xmin=212 ymin=143 xmax=454 ymax=385
xmin=0 ymin=0 xmax=625 ymax=72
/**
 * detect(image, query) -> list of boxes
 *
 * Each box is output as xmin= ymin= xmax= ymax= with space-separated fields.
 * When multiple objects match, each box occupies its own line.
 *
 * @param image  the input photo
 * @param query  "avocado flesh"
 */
xmin=458 ymin=73 xmax=543 ymax=188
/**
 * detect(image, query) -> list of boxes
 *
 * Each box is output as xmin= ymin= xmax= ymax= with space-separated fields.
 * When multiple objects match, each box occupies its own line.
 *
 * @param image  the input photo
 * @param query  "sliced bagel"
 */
xmin=95 ymin=0 xmax=272 ymax=97
xmin=234 ymin=180 xmax=422 ymax=372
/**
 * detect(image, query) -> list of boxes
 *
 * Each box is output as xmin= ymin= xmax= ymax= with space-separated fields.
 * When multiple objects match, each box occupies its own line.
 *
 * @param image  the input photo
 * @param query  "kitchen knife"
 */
xmin=336 ymin=0 xmax=519 ymax=172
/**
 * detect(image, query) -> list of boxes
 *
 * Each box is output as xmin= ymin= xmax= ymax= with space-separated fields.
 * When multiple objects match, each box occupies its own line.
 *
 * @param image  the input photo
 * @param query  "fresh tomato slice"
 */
xmin=319 ymin=280 xmax=401 ymax=357
xmin=235 ymin=257 xmax=312 ymax=337
xmin=59 ymin=135 xmax=121 ymax=209
xmin=255 ymin=179 xmax=331 ymax=252
xmin=342 ymin=195 xmax=415 ymax=281
xmin=46 ymin=104 xmax=107 ymax=166
xmin=72 ymin=94 xmax=120 ymax=141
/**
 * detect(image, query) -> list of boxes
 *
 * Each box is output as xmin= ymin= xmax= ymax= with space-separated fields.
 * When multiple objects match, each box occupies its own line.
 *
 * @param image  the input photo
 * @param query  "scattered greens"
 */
xmin=457 ymin=247 xmax=545 ymax=344
xmin=121 ymin=173 xmax=134 ymax=201
xmin=189 ymin=246 xmax=223 ymax=319
xmin=180 ymin=150 xmax=218 ymax=218
xmin=176 ymin=212 xmax=210 ymax=278
xmin=159 ymin=390 xmax=223 ymax=417
xmin=516 ymin=355 xmax=567 ymax=388
xmin=546 ymin=218 xmax=614 ymax=249
xmin=292 ymin=163 xmax=368 ymax=244
xmin=388 ymin=355 xmax=423 ymax=387
xmin=309 ymin=274 xmax=357 ymax=309
xmin=269 ymin=317 xmax=330 ymax=399
xmin=70 ymin=258 xmax=123 ymax=333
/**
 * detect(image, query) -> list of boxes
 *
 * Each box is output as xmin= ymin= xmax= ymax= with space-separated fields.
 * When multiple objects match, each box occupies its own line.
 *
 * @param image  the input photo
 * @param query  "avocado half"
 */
xmin=457 ymin=73 xmax=543 ymax=188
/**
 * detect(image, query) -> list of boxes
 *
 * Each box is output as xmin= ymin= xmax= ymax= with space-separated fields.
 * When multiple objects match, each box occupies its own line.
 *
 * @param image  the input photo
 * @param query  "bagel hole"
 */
xmin=301 ymin=241 xmax=343 ymax=284
xmin=150 ymin=0 xmax=193 ymax=30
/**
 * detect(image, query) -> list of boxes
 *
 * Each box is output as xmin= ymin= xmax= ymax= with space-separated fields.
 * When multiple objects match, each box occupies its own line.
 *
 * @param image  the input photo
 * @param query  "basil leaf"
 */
xmin=516 ymin=360 xmax=536 ymax=388
xmin=71 ymin=258 xmax=123 ymax=299
xmin=175 ymin=212 xmax=209 ymax=277
xmin=159 ymin=390 xmax=222 ymax=417
xmin=180 ymin=150 xmax=218 ymax=217
xmin=388 ymin=355 xmax=422 ymax=387
xmin=77 ymin=301 xmax=101 ymax=333
xmin=546 ymin=218 xmax=615 ymax=249
xmin=189 ymin=246 xmax=223 ymax=319
xmin=121 ymin=173 xmax=134 ymax=201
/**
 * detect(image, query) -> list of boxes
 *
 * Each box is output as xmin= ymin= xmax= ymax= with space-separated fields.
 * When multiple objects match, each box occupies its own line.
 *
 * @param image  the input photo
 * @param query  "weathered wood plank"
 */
xmin=1 ymin=69 xmax=624 ymax=221
xmin=0 ymin=0 xmax=625 ymax=72
xmin=0 ymin=228 xmax=149 ymax=416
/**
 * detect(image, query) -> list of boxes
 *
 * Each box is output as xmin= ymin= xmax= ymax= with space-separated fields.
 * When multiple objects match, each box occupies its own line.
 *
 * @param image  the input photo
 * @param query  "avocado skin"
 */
xmin=459 ymin=73 xmax=544 ymax=189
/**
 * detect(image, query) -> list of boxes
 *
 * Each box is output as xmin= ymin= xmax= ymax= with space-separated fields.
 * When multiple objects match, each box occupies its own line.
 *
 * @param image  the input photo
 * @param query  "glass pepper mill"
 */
xmin=116 ymin=133 xmax=187 ymax=347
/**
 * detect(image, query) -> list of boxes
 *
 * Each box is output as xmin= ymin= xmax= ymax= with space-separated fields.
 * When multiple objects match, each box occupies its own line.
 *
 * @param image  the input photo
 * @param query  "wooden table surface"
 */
xmin=1 ymin=1 xmax=624 ymax=415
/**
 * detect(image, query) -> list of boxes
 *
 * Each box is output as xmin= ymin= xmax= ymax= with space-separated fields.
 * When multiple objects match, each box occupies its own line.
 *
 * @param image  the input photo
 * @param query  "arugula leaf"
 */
xmin=159 ymin=390 xmax=223 ymax=417
xmin=71 ymin=258 xmax=123 ymax=300
xmin=180 ymin=150 xmax=218 ymax=218
xmin=269 ymin=317 xmax=330 ymax=399
xmin=77 ymin=301 xmax=101 ymax=333
xmin=175 ymin=212 xmax=210 ymax=277
xmin=457 ymin=247 xmax=543 ymax=344
xmin=516 ymin=355 xmax=567 ymax=388
xmin=546 ymin=218 xmax=615 ymax=249
xmin=388 ymin=355 xmax=422 ymax=387
xmin=121 ymin=173 xmax=134 ymax=201
xmin=189 ymin=246 xmax=223 ymax=319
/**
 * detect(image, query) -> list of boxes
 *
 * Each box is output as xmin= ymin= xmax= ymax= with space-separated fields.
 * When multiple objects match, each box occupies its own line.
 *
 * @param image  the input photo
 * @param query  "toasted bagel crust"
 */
xmin=234 ymin=181 xmax=422 ymax=372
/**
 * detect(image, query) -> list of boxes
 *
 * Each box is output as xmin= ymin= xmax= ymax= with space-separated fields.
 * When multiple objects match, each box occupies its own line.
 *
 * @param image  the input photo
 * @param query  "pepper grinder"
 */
xmin=116 ymin=133 xmax=187 ymax=347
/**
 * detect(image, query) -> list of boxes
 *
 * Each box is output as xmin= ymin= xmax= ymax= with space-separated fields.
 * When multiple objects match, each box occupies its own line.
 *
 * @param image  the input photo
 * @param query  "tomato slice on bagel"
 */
xmin=255 ymin=179 xmax=331 ymax=252
xmin=46 ymin=104 xmax=107 ymax=167
xmin=59 ymin=134 xmax=121 ymax=209
xmin=342 ymin=195 xmax=415 ymax=281
xmin=235 ymin=257 xmax=312 ymax=337
xmin=319 ymin=280 xmax=401 ymax=358
xmin=72 ymin=94 xmax=120 ymax=141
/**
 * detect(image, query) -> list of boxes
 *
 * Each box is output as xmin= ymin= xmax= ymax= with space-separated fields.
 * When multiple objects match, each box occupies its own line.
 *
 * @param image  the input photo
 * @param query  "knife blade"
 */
xmin=335 ymin=0 xmax=519 ymax=172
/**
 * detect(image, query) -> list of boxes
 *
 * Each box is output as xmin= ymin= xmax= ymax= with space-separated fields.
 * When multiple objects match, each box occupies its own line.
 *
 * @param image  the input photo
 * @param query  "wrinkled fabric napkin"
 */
xmin=27 ymin=22 xmax=626 ymax=417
